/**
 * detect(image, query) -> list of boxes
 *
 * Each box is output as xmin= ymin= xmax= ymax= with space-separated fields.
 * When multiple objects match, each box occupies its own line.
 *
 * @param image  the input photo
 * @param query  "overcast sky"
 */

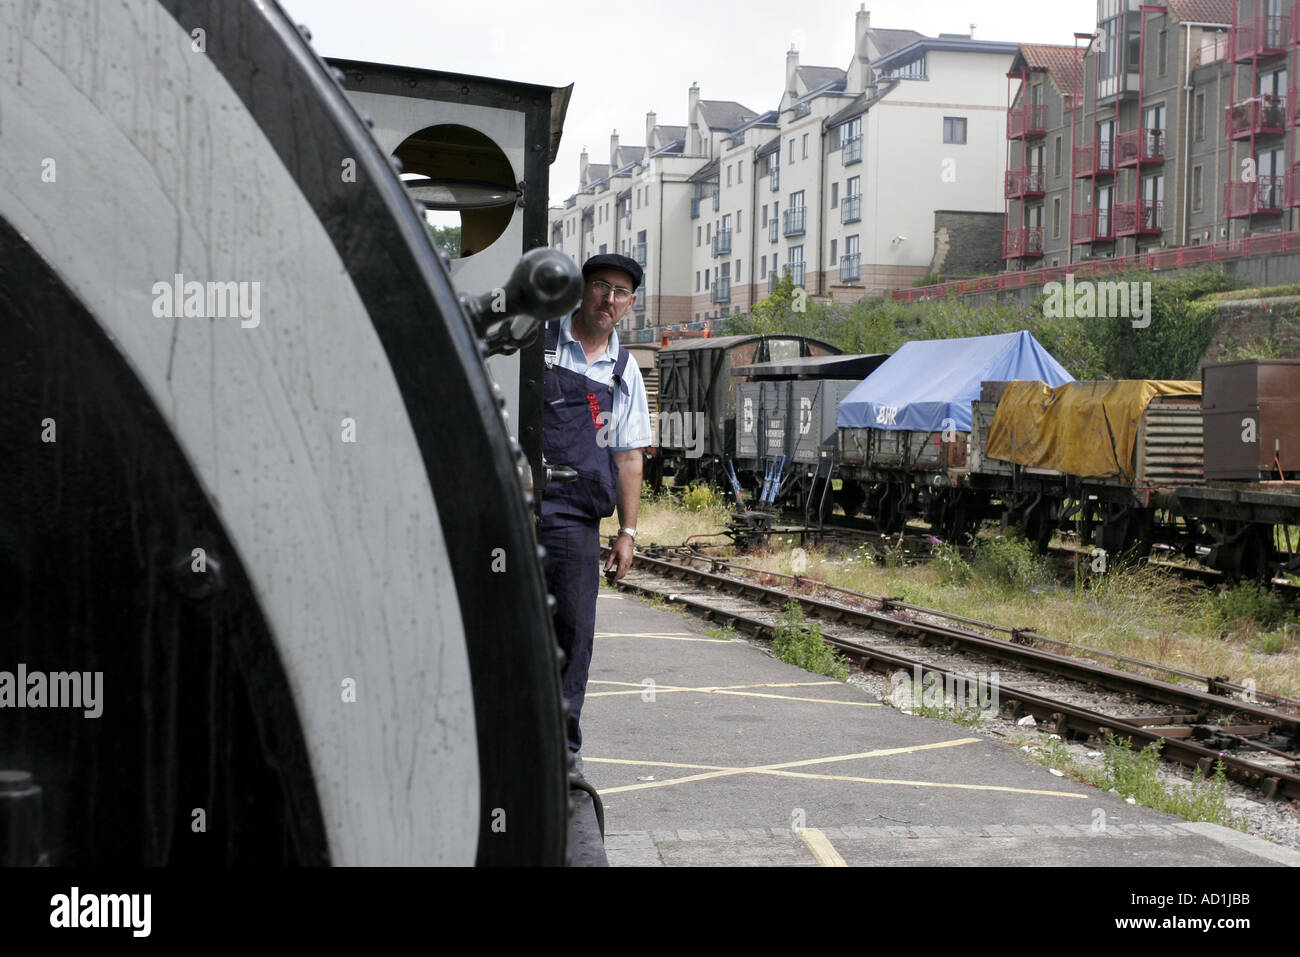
xmin=280 ymin=0 xmax=1098 ymax=205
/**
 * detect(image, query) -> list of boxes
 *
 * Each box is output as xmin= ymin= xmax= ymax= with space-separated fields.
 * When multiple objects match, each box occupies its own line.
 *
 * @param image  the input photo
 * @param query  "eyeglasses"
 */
xmin=588 ymin=278 xmax=634 ymax=302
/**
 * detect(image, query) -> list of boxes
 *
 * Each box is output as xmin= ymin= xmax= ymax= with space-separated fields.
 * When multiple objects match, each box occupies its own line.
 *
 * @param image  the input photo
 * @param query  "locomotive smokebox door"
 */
xmin=1 ymin=0 xmax=570 ymax=866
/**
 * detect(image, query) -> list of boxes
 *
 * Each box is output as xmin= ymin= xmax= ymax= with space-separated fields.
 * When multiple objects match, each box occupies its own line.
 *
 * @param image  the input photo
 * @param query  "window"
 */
xmin=727 ymin=166 xmax=732 ymax=187
xmin=1194 ymin=92 xmax=1205 ymax=140
xmin=704 ymin=268 xmax=709 ymax=287
xmin=737 ymin=210 xmax=743 ymax=233
xmin=847 ymin=175 xmax=860 ymax=197
xmin=882 ymin=54 xmax=926 ymax=80
xmin=695 ymin=271 xmax=700 ymax=291
xmin=1192 ymin=164 xmax=1204 ymax=211
xmin=737 ymin=162 xmax=743 ymax=184
xmin=599 ymin=243 xmax=606 ymax=254
xmin=762 ymin=204 xmax=768 ymax=225
xmin=830 ymin=239 xmax=837 ymax=264
xmin=706 ymin=223 xmax=711 ymax=242
xmin=696 ymin=225 xmax=701 ymax=246
xmin=831 ymin=182 xmax=839 ymax=208
xmin=1158 ymin=29 xmax=1167 ymax=76
xmin=761 ymin=255 xmax=767 ymax=278
xmin=1099 ymin=15 xmax=1119 ymax=79
xmin=943 ymin=117 xmax=967 ymax=144
xmin=735 ymin=259 xmax=741 ymax=280
xmin=1054 ymin=136 xmax=1062 ymax=178
xmin=789 ymin=139 xmax=796 ymax=163
xmin=1052 ymin=197 xmax=1061 ymax=238
xmin=802 ymin=133 xmax=809 ymax=159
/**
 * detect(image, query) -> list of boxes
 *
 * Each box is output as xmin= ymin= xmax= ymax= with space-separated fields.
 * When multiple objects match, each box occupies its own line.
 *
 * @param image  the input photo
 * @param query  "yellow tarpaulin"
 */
xmin=985 ymin=380 xmax=1201 ymax=480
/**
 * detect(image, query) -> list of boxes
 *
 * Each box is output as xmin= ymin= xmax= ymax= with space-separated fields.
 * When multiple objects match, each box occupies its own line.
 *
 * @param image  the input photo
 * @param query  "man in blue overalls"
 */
xmin=541 ymin=254 xmax=650 ymax=865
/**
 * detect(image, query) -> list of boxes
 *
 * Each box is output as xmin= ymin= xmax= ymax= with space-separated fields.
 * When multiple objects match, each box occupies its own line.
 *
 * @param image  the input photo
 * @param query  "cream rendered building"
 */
xmin=550 ymin=7 xmax=1018 ymax=339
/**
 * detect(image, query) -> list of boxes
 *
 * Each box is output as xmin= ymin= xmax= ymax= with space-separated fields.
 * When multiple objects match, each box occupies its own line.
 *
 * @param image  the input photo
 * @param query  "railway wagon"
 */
xmin=654 ymin=333 xmax=839 ymax=486
xmin=969 ymin=379 xmax=1204 ymax=554
xmin=836 ymin=332 xmax=1073 ymax=535
xmin=732 ymin=354 xmax=889 ymax=516
xmin=2 ymin=0 xmax=578 ymax=865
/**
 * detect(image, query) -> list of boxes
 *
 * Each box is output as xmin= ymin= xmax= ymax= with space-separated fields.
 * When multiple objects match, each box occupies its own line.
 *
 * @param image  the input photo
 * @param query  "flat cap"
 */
xmin=582 ymin=253 xmax=643 ymax=291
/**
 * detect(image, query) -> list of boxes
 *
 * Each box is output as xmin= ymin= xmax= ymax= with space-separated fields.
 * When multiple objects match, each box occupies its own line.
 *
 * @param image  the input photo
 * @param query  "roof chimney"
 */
xmin=688 ymin=82 xmax=700 ymax=153
xmin=786 ymin=45 xmax=800 ymax=98
xmin=853 ymin=5 xmax=874 ymax=92
xmin=610 ymin=129 xmax=620 ymax=169
xmin=646 ymin=110 xmax=657 ymax=149
xmin=579 ymin=147 xmax=589 ymax=185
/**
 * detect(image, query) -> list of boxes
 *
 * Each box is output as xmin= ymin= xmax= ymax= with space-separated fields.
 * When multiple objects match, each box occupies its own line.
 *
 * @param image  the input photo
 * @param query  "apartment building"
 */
xmin=550 ymin=6 xmax=1017 ymax=339
xmin=1003 ymin=0 xmax=1300 ymax=269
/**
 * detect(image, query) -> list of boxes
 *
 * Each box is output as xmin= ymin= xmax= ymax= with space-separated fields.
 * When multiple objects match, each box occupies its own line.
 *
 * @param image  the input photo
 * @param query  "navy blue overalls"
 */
xmin=540 ymin=320 xmax=630 ymax=753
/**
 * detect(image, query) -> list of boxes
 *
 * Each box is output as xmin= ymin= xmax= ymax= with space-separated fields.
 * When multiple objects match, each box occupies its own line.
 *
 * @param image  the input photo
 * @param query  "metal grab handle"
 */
xmin=546 ymin=465 xmax=578 ymax=484
xmin=459 ymin=248 xmax=582 ymax=357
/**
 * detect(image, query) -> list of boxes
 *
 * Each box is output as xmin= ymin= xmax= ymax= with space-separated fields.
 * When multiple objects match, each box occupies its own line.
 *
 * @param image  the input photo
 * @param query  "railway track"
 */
xmin=607 ymin=546 xmax=1300 ymax=802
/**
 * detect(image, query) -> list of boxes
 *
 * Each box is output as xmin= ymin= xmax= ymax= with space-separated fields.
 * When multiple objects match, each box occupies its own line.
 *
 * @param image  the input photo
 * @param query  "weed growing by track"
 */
xmin=1026 ymin=735 xmax=1245 ymax=830
xmin=771 ymin=602 xmax=849 ymax=680
xmin=703 ymin=623 xmax=739 ymax=642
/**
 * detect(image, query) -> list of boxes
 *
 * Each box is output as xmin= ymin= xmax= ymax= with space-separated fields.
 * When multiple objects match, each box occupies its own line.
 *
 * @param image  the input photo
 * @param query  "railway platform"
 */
xmin=582 ymin=585 xmax=1300 ymax=868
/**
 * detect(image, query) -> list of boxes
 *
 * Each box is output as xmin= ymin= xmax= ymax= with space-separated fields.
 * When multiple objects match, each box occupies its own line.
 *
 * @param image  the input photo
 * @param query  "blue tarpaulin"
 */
xmin=836 ymin=331 xmax=1074 ymax=432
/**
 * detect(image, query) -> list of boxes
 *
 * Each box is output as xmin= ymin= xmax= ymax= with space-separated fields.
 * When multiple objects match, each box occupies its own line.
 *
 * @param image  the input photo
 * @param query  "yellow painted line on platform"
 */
xmin=595 ymin=632 xmax=731 ymax=643
xmin=766 ymin=769 xmax=1088 ymax=799
xmin=591 ymin=737 xmax=982 ymax=795
xmin=584 ymin=679 xmax=877 ymax=706
xmin=798 ymin=828 xmax=848 ymax=867
xmin=596 ymin=594 xmax=625 ymax=600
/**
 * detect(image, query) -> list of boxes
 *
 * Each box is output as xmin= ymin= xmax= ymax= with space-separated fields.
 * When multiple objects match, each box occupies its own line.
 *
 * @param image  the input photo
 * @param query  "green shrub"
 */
xmin=933 ymin=542 xmax=972 ymax=585
xmin=681 ymin=482 xmax=723 ymax=512
xmin=772 ymin=602 xmax=848 ymax=680
xmin=972 ymin=529 xmax=1050 ymax=590
xmin=1197 ymin=581 xmax=1286 ymax=632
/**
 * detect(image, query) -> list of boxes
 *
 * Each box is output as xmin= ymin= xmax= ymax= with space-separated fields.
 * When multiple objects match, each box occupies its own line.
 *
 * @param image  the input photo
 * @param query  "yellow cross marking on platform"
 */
xmin=585 ymin=738 xmax=1086 ymax=800
xmin=798 ymin=828 xmax=847 ymax=867
xmin=586 ymin=679 xmax=882 ymax=707
xmin=596 ymin=632 xmax=731 ymax=643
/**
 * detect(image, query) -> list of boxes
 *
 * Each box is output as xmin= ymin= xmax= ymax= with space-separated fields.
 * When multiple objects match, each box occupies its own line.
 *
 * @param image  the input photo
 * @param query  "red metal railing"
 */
xmin=1195 ymin=33 xmax=1229 ymax=66
xmin=1004 ymin=166 xmax=1045 ymax=198
xmin=1230 ymin=14 xmax=1290 ymax=62
xmin=1288 ymin=165 xmax=1300 ymax=207
xmin=1073 ymin=141 xmax=1115 ymax=178
xmin=1224 ymin=176 xmax=1285 ymax=217
xmin=1002 ymin=226 xmax=1044 ymax=258
xmin=892 ymin=229 xmax=1300 ymax=302
xmin=1115 ymin=128 xmax=1166 ymax=166
xmin=1113 ymin=199 xmax=1163 ymax=236
xmin=1007 ymin=103 xmax=1047 ymax=139
xmin=1070 ymin=208 xmax=1114 ymax=245
xmin=1226 ymin=94 xmax=1287 ymax=138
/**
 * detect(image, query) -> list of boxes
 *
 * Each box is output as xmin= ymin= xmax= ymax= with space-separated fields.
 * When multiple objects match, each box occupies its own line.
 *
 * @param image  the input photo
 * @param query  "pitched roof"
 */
xmin=866 ymin=27 xmax=925 ymax=57
xmin=1019 ymin=43 xmax=1084 ymax=98
xmin=619 ymin=145 xmax=646 ymax=162
xmin=797 ymin=65 xmax=846 ymax=91
xmin=656 ymin=124 xmax=687 ymax=141
xmin=687 ymin=157 xmax=720 ymax=183
xmin=755 ymin=134 xmax=781 ymax=158
xmin=698 ymin=99 xmax=759 ymax=131
xmin=582 ymin=162 xmax=609 ymax=187
xmin=1166 ymin=0 xmax=1233 ymax=24
xmin=826 ymin=79 xmax=899 ymax=127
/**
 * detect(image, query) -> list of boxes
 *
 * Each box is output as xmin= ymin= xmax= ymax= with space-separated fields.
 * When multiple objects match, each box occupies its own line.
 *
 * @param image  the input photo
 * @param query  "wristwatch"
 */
xmin=619 ymin=527 xmax=637 ymax=541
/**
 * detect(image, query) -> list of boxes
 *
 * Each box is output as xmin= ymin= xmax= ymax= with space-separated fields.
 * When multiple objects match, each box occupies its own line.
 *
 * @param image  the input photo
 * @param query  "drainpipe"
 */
xmin=657 ymin=170 xmax=665 ymax=334
xmin=818 ymin=124 xmax=827 ymax=295
xmin=1183 ymin=21 xmax=1194 ymax=246
xmin=750 ymin=151 xmax=759 ymax=312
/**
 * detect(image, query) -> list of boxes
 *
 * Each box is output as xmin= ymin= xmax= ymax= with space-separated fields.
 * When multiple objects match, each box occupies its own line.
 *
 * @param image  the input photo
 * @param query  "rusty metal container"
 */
xmin=1202 ymin=360 xmax=1300 ymax=481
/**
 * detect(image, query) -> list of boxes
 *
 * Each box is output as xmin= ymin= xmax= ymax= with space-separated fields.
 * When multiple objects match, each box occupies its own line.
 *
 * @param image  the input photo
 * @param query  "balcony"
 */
xmin=711 ymin=278 xmax=731 ymax=303
xmin=1224 ymin=176 xmax=1285 ymax=217
xmin=1003 ymin=226 xmax=1044 ymax=258
xmin=1073 ymin=141 xmax=1115 ymax=178
xmin=1113 ymin=198 xmax=1163 ymax=236
xmin=770 ymin=168 xmax=780 ymax=191
xmin=1226 ymin=95 xmax=1286 ymax=139
xmin=843 ymin=136 xmax=862 ymax=165
xmin=783 ymin=206 xmax=807 ymax=237
xmin=1070 ymin=208 xmax=1114 ymax=245
xmin=768 ymin=219 xmax=779 ymax=243
xmin=1007 ymin=103 xmax=1047 ymax=140
xmin=788 ymin=262 xmax=805 ymax=287
xmin=1115 ymin=128 xmax=1165 ymax=167
xmin=841 ymin=194 xmax=861 ymax=224
xmin=690 ymin=197 xmax=700 ymax=219
xmin=1289 ymin=165 xmax=1300 ymax=207
xmin=1004 ymin=166 xmax=1045 ymax=199
xmin=1291 ymin=86 xmax=1300 ymax=123
xmin=839 ymin=252 xmax=861 ymax=282
xmin=712 ymin=229 xmax=732 ymax=257
xmin=1230 ymin=15 xmax=1289 ymax=62
xmin=632 ymin=242 xmax=647 ymax=266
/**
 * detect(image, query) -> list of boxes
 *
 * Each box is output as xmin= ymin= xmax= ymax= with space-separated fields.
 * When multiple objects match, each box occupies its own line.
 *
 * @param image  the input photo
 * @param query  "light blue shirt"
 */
xmin=552 ymin=314 xmax=652 ymax=451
